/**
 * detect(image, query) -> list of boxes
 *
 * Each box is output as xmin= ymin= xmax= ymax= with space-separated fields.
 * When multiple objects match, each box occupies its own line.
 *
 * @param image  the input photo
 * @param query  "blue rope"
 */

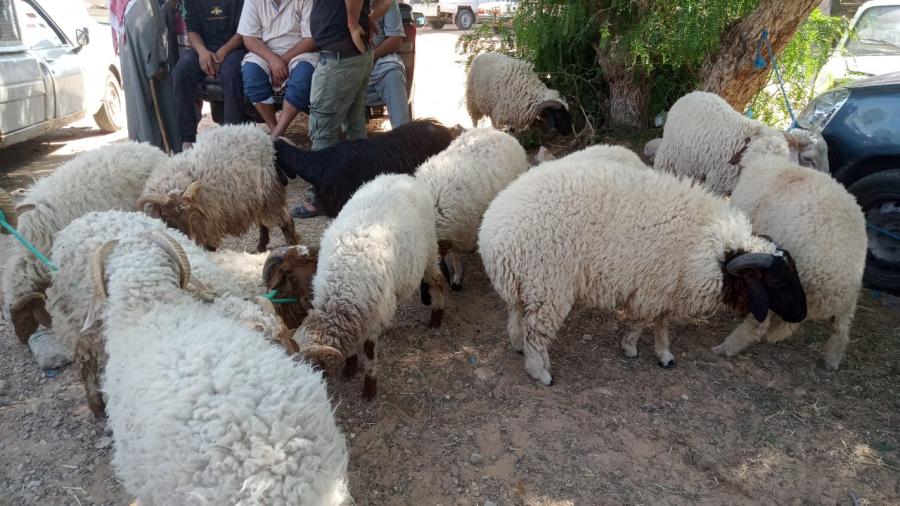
xmin=867 ymin=223 xmax=900 ymax=242
xmin=754 ymin=29 xmax=797 ymax=125
xmin=0 ymin=210 xmax=58 ymax=272
xmin=261 ymin=289 xmax=299 ymax=305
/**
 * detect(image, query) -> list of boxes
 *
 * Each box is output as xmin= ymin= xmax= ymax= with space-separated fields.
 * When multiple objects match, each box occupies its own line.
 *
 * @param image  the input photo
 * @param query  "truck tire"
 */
xmin=430 ymin=20 xmax=445 ymax=29
xmin=848 ymin=169 xmax=900 ymax=295
xmin=93 ymin=70 xmax=124 ymax=133
xmin=455 ymin=9 xmax=475 ymax=30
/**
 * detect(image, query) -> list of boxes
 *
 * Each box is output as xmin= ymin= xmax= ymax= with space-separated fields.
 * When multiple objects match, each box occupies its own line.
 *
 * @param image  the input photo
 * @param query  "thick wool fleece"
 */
xmin=719 ymin=155 xmax=867 ymax=369
xmin=466 ymin=52 xmax=568 ymax=130
xmin=478 ymin=156 xmax=774 ymax=383
xmin=141 ymin=124 xmax=289 ymax=249
xmin=2 ymin=142 xmax=165 ymax=313
xmin=99 ymin=236 xmax=350 ymax=505
xmin=294 ymin=174 xmax=443 ymax=354
xmin=561 ymin=144 xmax=648 ymax=169
xmin=653 ymin=91 xmax=791 ymax=196
xmin=49 ymin=211 xmax=275 ymax=416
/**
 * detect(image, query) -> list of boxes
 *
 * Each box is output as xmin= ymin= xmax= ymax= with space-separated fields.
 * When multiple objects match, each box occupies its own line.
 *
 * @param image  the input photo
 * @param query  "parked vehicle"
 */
xmin=409 ymin=0 xmax=478 ymax=30
xmin=796 ymin=71 xmax=900 ymax=294
xmin=198 ymin=3 xmax=418 ymax=125
xmin=0 ymin=0 xmax=123 ymax=149
xmin=815 ymin=0 xmax=900 ymax=93
xmin=477 ymin=0 xmax=518 ymax=20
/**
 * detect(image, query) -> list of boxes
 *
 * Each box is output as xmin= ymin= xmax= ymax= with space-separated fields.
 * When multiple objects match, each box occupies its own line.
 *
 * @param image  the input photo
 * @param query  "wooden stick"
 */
xmin=148 ymin=78 xmax=172 ymax=154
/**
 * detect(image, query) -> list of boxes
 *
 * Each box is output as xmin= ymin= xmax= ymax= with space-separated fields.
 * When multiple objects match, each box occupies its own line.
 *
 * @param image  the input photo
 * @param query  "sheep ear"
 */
xmin=10 ymin=293 xmax=49 ymax=343
xmin=744 ymin=276 xmax=770 ymax=323
xmin=181 ymin=181 xmax=201 ymax=206
xmin=728 ymin=137 xmax=752 ymax=165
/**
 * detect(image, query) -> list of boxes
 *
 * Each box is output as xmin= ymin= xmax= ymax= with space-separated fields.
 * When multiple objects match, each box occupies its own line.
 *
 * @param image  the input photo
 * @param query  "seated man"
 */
xmin=366 ymin=0 xmax=409 ymax=128
xmin=238 ymin=0 xmax=317 ymax=139
xmin=172 ymin=0 xmax=245 ymax=151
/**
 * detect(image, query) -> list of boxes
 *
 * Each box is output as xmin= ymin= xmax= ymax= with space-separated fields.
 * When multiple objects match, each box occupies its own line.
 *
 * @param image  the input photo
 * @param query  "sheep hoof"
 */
xmin=362 ymin=375 xmax=377 ymax=400
xmin=420 ymin=280 xmax=432 ymax=306
xmin=823 ymin=358 xmax=841 ymax=371
xmin=658 ymin=358 xmax=676 ymax=369
xmin=622 ymin=347 xmax=638 ymax=359
xmin=710 ymin=344 xmax=732 ymax=357
xmin=428 ymin=309 xmax=444 ymax=328
xmin=450 ymin=282 xmax=463 ymax=292
xmin=439 ymin=259 xmax=452 ymax=285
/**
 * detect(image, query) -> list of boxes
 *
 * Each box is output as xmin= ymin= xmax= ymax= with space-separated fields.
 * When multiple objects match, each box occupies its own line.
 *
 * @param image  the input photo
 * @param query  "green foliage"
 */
xmin=748 ymin=9 xmax=847 ymax=127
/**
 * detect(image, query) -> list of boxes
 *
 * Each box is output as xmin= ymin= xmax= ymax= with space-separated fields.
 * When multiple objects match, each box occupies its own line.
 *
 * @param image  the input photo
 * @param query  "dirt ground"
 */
xmin=1 ymin=113 xmax=899 ymax=506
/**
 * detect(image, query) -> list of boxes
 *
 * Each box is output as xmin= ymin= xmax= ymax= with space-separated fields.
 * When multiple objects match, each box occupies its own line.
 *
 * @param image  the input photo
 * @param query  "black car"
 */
xmin=796 ymin=71 xmax=900 ymax=294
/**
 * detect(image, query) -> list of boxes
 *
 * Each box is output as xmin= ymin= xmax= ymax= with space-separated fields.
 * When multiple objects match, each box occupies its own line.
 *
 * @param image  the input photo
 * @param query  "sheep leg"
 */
xmin=256 ymin=225 xmax=270 ymax=252
xmin=507 ymin=302 xmax=525 ymax=353
xmin=620 ymin=322 xmax=647 ymax=358
xmin=522 ymin=303 xmax=567 ymax=386
xmin=446 ymin=250 xmax=463 ymax=291
xmin=423 ymin=254 xmax=447 ymax=328
xmin=343 ymin=354 xmax=359 ymax=379
xmin=361 ymin=339 xmax=378 ymax=400
xmin=712 ymin=314 xmax=771 ymax=357
xmin=653 ymin=316 xmax=675 ymax=368
xmin=280 ymin=213 xmax=301 ymax=245
xmin=823 ymin=314 xmax=852 ymax=370
xmin=764 ymin=314 xmax=797 ymax=343
xmin=75 ymin=339 xmax=105 ymax=418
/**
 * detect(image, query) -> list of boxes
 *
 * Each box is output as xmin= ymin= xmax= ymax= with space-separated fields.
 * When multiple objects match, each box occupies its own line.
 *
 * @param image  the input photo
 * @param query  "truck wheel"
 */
xmin=93 ymin=71 xmax=124 ymax=133
xmin=455 ymin=9 xmax=475 ymax=30
xmin=849 ymin=169 xmax=900 ymax=295
xmin=430 ymin=21 xmax=445 ymax=30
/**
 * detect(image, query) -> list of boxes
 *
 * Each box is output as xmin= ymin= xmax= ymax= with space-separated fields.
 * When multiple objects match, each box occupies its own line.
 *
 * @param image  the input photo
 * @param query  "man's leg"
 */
xmin=220 ymin=49 xmax=247 ymax=125
xmin=379 ymin=67 xmax=410 ymax=128
xmin=172 ymin=49 xmax=205 ymax=148
xmin=343 ymin=51 xmax=375 ymax=140
xmin=271 ymin=61 xmax=314 ymax=139
xmin=309 ymin=52 xmax=372 ymax=150
xmin=241 ymin=62 xmax=277 ymax=131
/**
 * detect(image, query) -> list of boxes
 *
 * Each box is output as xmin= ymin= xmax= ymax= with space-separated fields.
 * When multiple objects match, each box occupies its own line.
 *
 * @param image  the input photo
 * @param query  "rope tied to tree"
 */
xmin=0 ymin=209 xmax=58 ymax=272
xmin=752 ymin=29 xmax=797 ymax=125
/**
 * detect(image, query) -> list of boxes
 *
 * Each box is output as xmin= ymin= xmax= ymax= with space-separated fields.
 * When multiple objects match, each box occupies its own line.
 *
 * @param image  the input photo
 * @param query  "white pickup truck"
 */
xmin=409 ymin=0 xmax=480 ymax=30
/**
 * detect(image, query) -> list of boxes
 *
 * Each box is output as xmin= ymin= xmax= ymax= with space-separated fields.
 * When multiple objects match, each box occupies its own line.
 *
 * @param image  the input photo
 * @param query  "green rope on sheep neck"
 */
xmin=0 ymin=209 xmax=58 ymax=272
xmin=262 ymin=289 xmax=299 ymax=304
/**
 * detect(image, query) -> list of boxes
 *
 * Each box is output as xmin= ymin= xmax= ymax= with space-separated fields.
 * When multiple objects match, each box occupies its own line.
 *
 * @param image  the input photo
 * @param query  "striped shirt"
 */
xmin=237 ymin=0 xmax=317 ymax=79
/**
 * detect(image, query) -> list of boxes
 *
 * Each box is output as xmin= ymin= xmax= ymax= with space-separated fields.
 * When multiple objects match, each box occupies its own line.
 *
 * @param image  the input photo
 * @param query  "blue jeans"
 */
xmin=241 ymin=61 xmax=315 ymax=112
xmin=366 ymin=65 xmax=409 ymax=127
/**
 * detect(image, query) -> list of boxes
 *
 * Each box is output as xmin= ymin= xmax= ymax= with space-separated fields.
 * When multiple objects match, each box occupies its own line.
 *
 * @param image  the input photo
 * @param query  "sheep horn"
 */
xmin=253 ymin=296 xmax=278 ymax=316
xmin=136 ymin=194 xmax=173 ymax=212
xmin=297 ymin=344 xmax=344 ymax=362
xmin=182 ymin=181 xmax=201 ymax=202
xmin=15 ymin=203 xmax=36 ymax=214
xmin=725 ymin=253 xmax=774 ymax=276
xmin=146 ymin=231 xmax=191 ymax=289
xmin=83 ymin=240 xmax=119 ymax=331
xmin=11 ymin=292 xmax=46 ymax=311
xmin=0 ymin=187 xmax=16 ymax=231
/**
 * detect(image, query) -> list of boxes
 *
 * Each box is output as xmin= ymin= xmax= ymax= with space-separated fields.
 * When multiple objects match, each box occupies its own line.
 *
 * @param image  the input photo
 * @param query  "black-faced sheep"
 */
xmin=478 ymin=149 xmax=807 ymax=385
xmin=2 ymin=142 xmax=166 ymax=343
xmin=273 ymin=118 xmax=456 ymax=218
xmin=466 ymin=52 xmax=572 ymax=135
xmin=139 ymin=124 xmax=300 ymax=252
xmin=290 ymin=174 xmax=448 ymax=400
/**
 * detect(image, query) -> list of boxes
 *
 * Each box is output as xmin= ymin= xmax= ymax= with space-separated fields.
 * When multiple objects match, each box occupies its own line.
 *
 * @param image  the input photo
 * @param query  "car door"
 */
xmin=14 ymin=0 xmax=84 ymax=120
xmin=0 ymin=0 xmax=46 ymax=138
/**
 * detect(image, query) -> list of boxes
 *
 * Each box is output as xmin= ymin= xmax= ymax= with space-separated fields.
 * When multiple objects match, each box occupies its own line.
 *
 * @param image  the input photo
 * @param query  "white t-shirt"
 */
xmin=238 ymin=0 xmax=318 ymax=81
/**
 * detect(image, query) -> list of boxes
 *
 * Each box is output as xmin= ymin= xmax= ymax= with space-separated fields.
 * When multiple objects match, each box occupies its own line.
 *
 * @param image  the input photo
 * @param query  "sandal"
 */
xmin=291 ymin=203 xmax=324 ymax=219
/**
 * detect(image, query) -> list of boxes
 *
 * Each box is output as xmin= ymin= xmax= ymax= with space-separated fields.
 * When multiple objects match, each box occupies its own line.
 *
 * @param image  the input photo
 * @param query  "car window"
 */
xmin=845 ymin=6 xmax=900 ymax=56
xmin=1 ymin=0 xmax=21 ymax=45
xmin=14 ymin=0 xmax=65 ymax=50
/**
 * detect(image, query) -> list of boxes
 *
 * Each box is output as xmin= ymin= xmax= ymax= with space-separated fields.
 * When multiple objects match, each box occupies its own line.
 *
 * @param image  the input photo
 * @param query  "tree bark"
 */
xmin=699 ymin=0 xmax=820 ymax=110
xmin=596 ymin=43 xmax=651 ymax=129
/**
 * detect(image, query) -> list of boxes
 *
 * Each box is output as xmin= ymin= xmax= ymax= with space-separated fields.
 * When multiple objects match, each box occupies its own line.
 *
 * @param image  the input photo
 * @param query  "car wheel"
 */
xmin=430 ymin=21 xmax=445 ymax=30
xmin=848 ymin=169 xmax=900 ymax=295
xmin=93 ymin=71 xmax=124 ymax=133
xmin=455 ymin=10 xmax=475 ymax=30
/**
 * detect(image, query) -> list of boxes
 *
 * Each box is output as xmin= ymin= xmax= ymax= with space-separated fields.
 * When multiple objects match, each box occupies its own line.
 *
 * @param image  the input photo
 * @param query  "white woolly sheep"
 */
xmin=90 ymin=232 xmax=350 ymax=505
xmin=291 ymin=174 xmax=448 ymax=400
xmin=478 ymin=155 xmax=807 ymax=385
xmin=2 ymin=142 xmax=166 ymax=344
xmin=49 ymin=211 xmax=281 ymax=418
xmin=139 ymin=124 xmax=299 ymax=252
xmin=415 ymin=127 xmax=528 ymax=290
xmin=652 ymin=91 xmax=829 ymax=195
xmin=466 ymin=52 xmax=572 ymax=135
xmin=711 ymin=152 xmax=867 ymax=370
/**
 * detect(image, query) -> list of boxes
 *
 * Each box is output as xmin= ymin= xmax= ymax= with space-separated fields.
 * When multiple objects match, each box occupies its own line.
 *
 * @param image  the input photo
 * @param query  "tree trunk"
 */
xmin=699 ymin=0 xmax=820 ymax=110
xmin=596 ymin=43 xmax=651 ymax=129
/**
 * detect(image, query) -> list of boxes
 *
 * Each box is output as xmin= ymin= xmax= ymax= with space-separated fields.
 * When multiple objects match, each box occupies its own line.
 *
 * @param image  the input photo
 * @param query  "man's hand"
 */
xmin=349 ymin=22 xmax=367 ymax=54
xmin=268 ymin=56 xmax=289 ymax=87
xmin=212 ymin=47 xmax=231 ymax=71
xmin=198 ymin=48 xmax=218 ymax=77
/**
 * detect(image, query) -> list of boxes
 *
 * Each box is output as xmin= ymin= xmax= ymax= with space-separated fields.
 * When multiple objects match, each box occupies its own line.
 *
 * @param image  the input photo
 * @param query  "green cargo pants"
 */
xmin=309 ymin=49 xmax=375 ymax=151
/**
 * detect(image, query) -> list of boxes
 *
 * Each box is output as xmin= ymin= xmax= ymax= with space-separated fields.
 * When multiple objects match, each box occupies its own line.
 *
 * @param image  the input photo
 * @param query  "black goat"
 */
xmin=274 ymin=119 xmax=456 ymax=218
